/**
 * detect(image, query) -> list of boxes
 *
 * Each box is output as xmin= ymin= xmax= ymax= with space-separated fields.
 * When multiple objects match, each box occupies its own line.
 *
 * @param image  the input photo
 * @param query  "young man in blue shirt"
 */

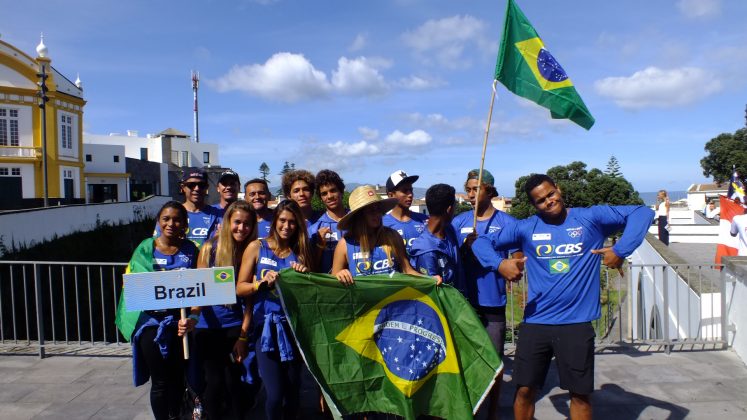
xmin=472 ymin=174 xmax=653 ymax=420
xmin=409 ymin=183 xmax=463 ymax=289
xmin=309 ymin=169 xmax=348 ymax=273
xmin=212 ymin=169 xmax=241 ymax=215
xmin=383 ymin=169 xmax=428 ymax=256
xmin=451 ymin=168 xmax=523 ymax=418
xmin=244 ymin=178 xmax=274 ymax=238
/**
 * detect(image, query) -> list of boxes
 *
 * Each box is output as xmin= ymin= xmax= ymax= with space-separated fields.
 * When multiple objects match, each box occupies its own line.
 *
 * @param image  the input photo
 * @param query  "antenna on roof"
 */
xmin=191 ymin=71 xmax=200 ymax=143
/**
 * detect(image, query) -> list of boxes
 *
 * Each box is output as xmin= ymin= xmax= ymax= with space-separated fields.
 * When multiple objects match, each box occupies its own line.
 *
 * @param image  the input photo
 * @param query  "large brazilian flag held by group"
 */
xmin=276 ymin=270 xmax=502 ymax=419
xmin=495 ymin=0 xmax=595 ymax=130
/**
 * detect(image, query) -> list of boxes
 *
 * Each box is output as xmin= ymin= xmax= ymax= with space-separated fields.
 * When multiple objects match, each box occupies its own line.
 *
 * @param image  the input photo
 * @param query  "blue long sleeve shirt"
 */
xmin=472 ymin=205 xmax=653 ymax=324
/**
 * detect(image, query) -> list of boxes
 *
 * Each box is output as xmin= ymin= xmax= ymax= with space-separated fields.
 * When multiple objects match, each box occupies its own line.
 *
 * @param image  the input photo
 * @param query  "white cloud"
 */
xmin=331 ymin=57 xmax=389 ymax=96
xmin=327 ymin=140 xmax=380 ymax=157
xmin=402 ymin=15 xmax=489 ymax=68
xmin=395 ymin=76 xmax=446 ymax=90
xmin=594 ymin=66 xmax=722 ymax=109
xmin=208 ymin=52 xmax=330 ymax=102
xmin=385 ymin=129 xmax=432 ymax=146
xmin=677 ymin=0 xmax=721 ymax=19
xmin=349 ymin=33 xmax=367 ymax=52
xmin=358 ymin=127 xmax=379 ymax=141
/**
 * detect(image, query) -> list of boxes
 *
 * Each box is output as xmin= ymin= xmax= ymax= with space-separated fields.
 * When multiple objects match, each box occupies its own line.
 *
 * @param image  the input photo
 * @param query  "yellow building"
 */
xmin=0 ymin=35 xmax=86 ymax=209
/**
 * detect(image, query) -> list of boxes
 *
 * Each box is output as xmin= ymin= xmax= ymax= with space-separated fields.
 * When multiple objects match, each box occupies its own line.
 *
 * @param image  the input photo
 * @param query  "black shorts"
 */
xmin=513 ymin=322 xmax=595 ymax=395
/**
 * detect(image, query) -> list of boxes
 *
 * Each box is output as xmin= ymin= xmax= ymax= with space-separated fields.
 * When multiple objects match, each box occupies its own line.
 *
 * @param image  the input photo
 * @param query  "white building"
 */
xmin=82 ymin=143 xmax=129 ymax=203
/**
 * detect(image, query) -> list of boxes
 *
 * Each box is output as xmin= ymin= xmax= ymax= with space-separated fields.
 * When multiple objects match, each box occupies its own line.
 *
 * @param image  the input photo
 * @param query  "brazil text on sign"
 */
xmin=124 ymin=267 xmax=237 ymax=311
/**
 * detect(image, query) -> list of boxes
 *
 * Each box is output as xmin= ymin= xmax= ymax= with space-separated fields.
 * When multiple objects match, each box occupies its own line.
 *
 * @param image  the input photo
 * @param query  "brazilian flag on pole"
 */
xmin=276 ymin=269 xmax=502 ymax=419
xmin=496 ymin=0 xmax=595 ymax=130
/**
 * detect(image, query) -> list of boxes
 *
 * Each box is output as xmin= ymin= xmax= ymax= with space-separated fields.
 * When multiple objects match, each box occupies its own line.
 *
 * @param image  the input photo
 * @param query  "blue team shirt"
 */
xmin=309 ymin=211 xmax=347 ymax=273
xmin=152 ymin=241 xmax=198 ymax=271
xmin=257 ymin=217 xmax=272 ymax=239
xmin=153 ymin=205 xmax=221 ymax=247
xmin=451 ymin=209 xmax=517 ymax=307
xmin=345 ymin=236 xmax=400 ymax=277
xmin=383 ymin=212 xmax=428 ymax=256
xmin=253 ymin=239 xmax=297 ymax=327
xmin=196 ymin=244 xmax=243 ymax=329
xmin=472 ymin=205 xmax=653 ymax=324
xmin=409 ymin=225 xmax=464 ymax=291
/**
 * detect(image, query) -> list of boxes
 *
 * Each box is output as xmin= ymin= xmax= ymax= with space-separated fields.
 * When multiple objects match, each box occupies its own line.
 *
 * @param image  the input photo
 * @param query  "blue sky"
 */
xmin=3 ymin=0 xmax=746 ymax=196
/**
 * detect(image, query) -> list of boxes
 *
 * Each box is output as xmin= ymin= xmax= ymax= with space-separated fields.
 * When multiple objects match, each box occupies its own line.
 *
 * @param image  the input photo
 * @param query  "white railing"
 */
xmin=0 ymin=146 xmax=39 ymax=158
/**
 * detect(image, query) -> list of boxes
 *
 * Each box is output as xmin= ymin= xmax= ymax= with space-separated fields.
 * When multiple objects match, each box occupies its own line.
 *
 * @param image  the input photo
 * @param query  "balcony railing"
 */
xmin=0 ymin=146 xmax=41 ymax=158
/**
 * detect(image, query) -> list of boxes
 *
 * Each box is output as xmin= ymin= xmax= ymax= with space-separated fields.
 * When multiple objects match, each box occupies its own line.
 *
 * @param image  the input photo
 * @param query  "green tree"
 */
xmin=509 ymin=161 xmax=643 ymax=220
xmin=277 ymin=161 xmax=295 ymax=196
xmin=259 ymin=162 xmax=270 ymax=181
xmin=605 ymin=155 xmax=622 ymax=177
xmin=700 ymin=128 xmax=747 ymax=184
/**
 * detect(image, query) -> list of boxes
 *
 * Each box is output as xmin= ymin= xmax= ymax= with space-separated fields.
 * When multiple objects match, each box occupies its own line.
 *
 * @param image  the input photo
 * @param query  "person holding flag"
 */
xmin=727 ymin=166 xmax=745 ymax=203
xmin=472 ymin=174 xmax=652 ymax=420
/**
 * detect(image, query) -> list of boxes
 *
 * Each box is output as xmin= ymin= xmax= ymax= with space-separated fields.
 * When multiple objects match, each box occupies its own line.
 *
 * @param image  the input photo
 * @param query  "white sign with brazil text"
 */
xmin=124 ymin=267 xmax=236 ymax=311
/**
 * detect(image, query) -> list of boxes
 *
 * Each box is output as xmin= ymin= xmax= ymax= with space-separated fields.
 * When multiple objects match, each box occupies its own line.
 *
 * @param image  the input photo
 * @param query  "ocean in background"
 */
xmin=639 ymin=191 xmax=688 ymax=206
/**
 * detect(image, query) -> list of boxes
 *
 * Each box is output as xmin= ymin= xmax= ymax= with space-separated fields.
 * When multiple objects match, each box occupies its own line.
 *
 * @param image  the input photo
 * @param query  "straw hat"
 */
xmin=338 ymin=185 xmax=398 ymax=230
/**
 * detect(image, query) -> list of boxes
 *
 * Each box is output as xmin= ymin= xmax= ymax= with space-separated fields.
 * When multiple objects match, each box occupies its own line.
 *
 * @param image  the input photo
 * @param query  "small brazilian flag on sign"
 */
xmin=495 ymin=0 xmax=595 ymax=130
xmin=276 ymin=269 xmax=502 ymax=419
xmin=213 ymin=268 xmax=234 ymax=283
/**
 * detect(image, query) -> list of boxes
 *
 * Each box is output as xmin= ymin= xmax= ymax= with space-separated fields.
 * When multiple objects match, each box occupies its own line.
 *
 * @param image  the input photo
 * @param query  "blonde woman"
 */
xmin=656 ymin=190 xmax=670 ymax=245
xmin=332 ymin=185 xmax=422 ymax=285
xmin=192 ymin=200 xmax=257 ymax=420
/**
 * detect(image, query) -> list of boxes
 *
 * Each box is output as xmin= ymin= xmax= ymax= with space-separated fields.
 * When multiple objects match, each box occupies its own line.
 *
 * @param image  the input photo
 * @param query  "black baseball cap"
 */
xmin=180 ymin=167 xmax=207 ymax=183
xmin=218 ymin=169 xmax=240 ymax=184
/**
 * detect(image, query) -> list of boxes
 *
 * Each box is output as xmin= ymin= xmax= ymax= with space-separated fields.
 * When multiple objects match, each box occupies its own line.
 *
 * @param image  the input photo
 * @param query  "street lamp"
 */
xmin=37 ymin=63 xmax=49 ymax=207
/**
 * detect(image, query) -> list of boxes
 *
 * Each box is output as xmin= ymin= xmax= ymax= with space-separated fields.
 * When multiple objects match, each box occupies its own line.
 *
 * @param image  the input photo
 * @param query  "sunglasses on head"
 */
xmin=183 ymin=182 xmax=208 ymax=189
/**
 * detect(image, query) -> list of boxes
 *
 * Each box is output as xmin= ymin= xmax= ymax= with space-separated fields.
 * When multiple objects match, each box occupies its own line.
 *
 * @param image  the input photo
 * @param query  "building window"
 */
xmin=85 ymin=154 xmax=92 ymax=162
xmin=203 ymin=152 xmax=210 ymax=164
xmin=63 ymin=169 xmax=73 ymax=178
xmin=113 ymin=155 xmax=120 ymax=162
xmin=181 ymin=151 xmax=189 ymax=167
xmin=60 ymin=114 xmax=73 ymax=149
xmin=140 ymin=147 xmax=148 ymax=161
xmin=0 ymin=168 xmax=7 ymax=175
xmin=11 ymin=167 xmax=20 ymax=176
xmin=0 ymin=108 xmax=20 ymax=147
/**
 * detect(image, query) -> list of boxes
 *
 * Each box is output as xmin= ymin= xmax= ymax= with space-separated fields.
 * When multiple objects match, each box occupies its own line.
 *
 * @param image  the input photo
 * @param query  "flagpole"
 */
xmin=473 ymin=80 xmax=499 ymax=230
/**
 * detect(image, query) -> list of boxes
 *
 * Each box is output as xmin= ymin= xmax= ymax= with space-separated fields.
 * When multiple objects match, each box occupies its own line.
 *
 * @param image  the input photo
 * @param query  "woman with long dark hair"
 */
xmin=236 ymin=200 xmax=311 ymax=420
xmin=128 ymin=201 xmax=198 ymax=420
xmin=192 ymin=200 xmax=257 ymax=419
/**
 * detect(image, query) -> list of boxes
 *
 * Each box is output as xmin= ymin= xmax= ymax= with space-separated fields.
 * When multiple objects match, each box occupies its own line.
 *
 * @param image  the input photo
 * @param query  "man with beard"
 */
xmin=244 ymin=178 xmax=274 ymax=239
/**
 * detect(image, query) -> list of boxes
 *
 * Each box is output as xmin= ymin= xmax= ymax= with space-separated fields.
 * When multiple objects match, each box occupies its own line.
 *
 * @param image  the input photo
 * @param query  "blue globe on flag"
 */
xmin=537 ymin=48 xmax=568 ymax=82
xmin=372 ymin=300 xmax=447 ymax=381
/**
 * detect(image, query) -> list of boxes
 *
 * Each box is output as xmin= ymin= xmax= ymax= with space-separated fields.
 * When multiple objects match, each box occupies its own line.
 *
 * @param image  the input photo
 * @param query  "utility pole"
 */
xmin=37 ymin=63 xmax=49 ymax=207
xmin=192 ymin=71 xmax=199 ymax=143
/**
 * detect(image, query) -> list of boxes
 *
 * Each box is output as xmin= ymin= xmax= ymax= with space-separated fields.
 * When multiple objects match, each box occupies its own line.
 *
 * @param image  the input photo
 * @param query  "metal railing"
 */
xmin=0 ymin=260 xmax=730 ymax=358
xmin=0 ymin=261 xmax=128 ymax=358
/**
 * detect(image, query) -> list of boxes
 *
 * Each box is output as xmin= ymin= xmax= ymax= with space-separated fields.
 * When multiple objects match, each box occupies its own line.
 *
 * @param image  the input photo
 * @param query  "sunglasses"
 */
xmin=183 ymin=182 xmax=208 ymax=190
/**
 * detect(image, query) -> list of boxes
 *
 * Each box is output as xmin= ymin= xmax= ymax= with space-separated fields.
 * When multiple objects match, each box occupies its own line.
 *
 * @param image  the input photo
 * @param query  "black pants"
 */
xmin=138 ymin=326 xmax=184 ymax=420
xmin=658 ymin=216 xmax=669 ymax=246
xmin=195 ymin=326 xmax=254 ymax=420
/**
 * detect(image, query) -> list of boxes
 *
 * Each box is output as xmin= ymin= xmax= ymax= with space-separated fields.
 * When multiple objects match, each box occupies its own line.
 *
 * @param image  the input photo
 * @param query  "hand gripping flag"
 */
xmin=275 ymin=269 xmax=502 ymax=419
xmin=114 ymin=238 xmax=152 ymax=341
xmin=495 ymin=0 xmax=595 ymax=130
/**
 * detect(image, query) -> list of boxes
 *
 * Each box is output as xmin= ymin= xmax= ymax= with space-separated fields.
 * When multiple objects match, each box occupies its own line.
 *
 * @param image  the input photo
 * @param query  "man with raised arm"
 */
xmin=472 ymin=174 xmax=653 ymax=420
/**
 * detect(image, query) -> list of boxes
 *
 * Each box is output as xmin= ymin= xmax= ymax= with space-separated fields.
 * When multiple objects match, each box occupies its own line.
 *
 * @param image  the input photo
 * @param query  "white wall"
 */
xmin=0 ymin=163 xmax=35 ymax=197
xmin=171 ymin=137 xmax=219 ymax=168
xmin=84 ymin=133 xmax=163 ymax=163
xmin=58 ymin=165 xmax=81 ymax=198
xmin=83 ymin=143 xmax=126 ymax=173
xmin=0 ymin=195 xmax=171 ymax=256
xmin=722 ymin=259 xmax=747 ymax=365
xmin=629 ymin=237 xmax=705 ymax=341
xmin=0 ymin=62 xmax=36 ymax=89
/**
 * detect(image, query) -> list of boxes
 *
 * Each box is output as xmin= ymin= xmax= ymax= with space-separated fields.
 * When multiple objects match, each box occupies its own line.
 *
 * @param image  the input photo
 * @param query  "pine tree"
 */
xmin=606 ymin=156 xmax=622 ymax=177
xmin=259 ymin=162 xmax=270 ymax=181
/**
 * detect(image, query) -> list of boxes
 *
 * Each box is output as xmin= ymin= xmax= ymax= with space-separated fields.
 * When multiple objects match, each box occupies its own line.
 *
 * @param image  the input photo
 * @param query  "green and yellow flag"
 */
xmin=495 ymin=0 xmax=595 ymax=130
xmin=114 ymin=238 xmax=152 ymax=341
xmin=276 ymin=269 xmax=502 ymax=419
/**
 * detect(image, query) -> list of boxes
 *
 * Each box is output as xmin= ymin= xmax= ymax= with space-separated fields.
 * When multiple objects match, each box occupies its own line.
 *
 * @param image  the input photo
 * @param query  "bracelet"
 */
xmin=237 ymin=336 xmax=248 ymax=342
xmin=254 ymin=281 xmax=261 ymax=291
xmin=188 ymin=314 xmax=200 ymax=322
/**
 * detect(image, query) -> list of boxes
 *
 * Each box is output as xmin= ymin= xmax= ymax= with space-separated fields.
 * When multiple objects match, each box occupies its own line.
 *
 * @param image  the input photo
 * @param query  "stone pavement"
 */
xmin=1 ymin=346 xmax=746 ymax=419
